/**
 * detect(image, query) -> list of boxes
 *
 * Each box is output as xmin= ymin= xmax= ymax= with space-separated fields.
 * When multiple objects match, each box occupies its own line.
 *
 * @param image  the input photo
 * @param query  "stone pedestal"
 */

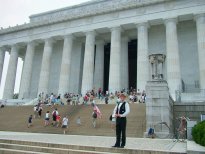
xmin=145 ymin=80 xmax=173 ymax=138
xmin=187 ymin=120 xmax=197 ymax=140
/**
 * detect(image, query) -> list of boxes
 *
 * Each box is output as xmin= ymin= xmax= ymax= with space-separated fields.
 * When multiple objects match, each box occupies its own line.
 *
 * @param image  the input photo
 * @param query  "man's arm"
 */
xmin=112 ymin=105 xmax=117 ymax=117
xmin=121 ymin=102 xmax=130 ymax=117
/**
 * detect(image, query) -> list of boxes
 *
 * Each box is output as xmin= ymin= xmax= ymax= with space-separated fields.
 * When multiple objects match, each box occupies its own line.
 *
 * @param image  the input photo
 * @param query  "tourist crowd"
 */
xmin=27 ymin=88 xmax=146 ymax=134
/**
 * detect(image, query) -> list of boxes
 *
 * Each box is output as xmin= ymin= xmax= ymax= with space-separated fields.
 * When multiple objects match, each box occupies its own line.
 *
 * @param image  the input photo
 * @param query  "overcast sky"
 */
xmin=0 ymin=0 xmax=90 ymax=99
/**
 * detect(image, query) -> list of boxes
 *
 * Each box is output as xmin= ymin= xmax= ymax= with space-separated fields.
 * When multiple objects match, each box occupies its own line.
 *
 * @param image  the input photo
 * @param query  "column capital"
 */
xmin=84 ymin=30 xmax=96 ymax=37
xmin=164 ymin=17 xmax=178 ymax=26
xmin=63 ymin=34 xmax=74 ymax=39
xmin=0 ymin=46 xmax=7 ymax=51
xmin=0 ymin=45 xmax=10 ymax=52
xmin=27 ymin=41 xmax=37 ymax=47
xmin=96 ymin=40 xmax=105 ymax=45
xmin=136 ymin=22 xmax=150 ymax=29
xmin=194 ymin=13 xmax=205 ymax=22
xmin=11 ymin=44 xmax=21 ymax=50
xmin=109 ymin=26 xmax=122 ymax=32
xmin=44 ymin=37 xmax=55 ymax=46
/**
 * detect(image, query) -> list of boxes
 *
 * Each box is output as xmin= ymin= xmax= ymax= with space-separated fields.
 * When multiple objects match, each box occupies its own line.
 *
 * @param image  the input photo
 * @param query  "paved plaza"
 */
xmin=0 ymin=131 xmax=188 ymax=153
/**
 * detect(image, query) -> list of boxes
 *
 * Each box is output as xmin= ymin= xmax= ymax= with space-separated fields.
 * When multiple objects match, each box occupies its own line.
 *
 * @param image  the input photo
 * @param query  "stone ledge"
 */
xmin=187 ymin=141 xmax=205 ymax=154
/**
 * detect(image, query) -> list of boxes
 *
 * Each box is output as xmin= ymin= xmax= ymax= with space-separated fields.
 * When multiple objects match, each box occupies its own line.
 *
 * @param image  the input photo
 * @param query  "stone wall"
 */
xmin=173 ymin=102 xmax=205 ymax=123
xmin=173 ymin=102 xmax=205 ymax=139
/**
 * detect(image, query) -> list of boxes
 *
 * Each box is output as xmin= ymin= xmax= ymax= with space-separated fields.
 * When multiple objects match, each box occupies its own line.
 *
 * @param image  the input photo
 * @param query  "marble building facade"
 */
xmin=0 ymin=0 xmax=204 ymax=100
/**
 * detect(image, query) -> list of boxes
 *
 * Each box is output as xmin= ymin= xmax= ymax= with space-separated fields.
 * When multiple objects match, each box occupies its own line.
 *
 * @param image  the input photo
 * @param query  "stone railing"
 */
xmin=176 ymin=89 xmax=205 ymax=103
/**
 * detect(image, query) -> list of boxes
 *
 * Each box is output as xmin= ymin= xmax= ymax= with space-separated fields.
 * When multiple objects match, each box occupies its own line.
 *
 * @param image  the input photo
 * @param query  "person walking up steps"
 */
xmin=56 ymin=114 xmax=61 ymax=127
xmin=27 ymin=115 xmax=33 ymax=128
xmin=112 ymin=93 xmax=130 ymax=148
xmin=52 ymin=108 xmax=58 ymax=126
xmin=62 ymin=115 xmax=69 ymax=134
xmin=91 ymin=102 xmax=102 ymax=128
xmin=44 ymin=111 xmax=50 ymax=127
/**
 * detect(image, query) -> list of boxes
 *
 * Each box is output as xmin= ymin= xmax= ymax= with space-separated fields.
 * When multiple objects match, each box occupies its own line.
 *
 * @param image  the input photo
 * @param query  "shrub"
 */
xmin=192 ymin=120 xmax=205 ymax=146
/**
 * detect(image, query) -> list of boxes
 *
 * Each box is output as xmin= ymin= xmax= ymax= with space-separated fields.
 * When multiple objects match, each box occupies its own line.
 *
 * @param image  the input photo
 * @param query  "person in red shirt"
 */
xmin=56 ymin=114 xmax=61 ymax=127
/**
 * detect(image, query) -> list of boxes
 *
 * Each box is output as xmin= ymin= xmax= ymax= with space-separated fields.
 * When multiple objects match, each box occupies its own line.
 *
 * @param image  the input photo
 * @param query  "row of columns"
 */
xmin=0 ymin=14 xmax=205 ymax=99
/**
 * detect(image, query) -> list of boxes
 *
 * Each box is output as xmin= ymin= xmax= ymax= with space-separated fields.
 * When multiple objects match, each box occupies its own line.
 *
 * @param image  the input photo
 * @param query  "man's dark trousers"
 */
xmin=115 ymin=117 xmax=127 ymax=147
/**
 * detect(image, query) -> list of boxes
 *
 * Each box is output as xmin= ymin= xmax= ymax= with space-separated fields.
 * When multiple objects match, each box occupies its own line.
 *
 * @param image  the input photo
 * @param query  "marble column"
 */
xmin=94 ymin=40 xmax=104 ymax=91
xmin=81 ymin=31 xmax=96 ymax=95
xmin=137 ymin=22 xmax=149 ymax=91
xmin=71 ymin=42 xmax=83 ymax=94
xmin=0 ymin=47 xmax=5 ymax=86
xmin=195 ymin=13 xmax=205 ymax=89
xmin=3 ymin=45 xmax=19 ymax=99
xmin=58 ymin=35 xmax=73 ymax=95
xmin=121 ymin=37 xmax=129 ymax=90
xmin=109 ymin=27 xmax=121 ymax=93
xmin=38 ymin=38 xmax=53 ymax=96
xmin=165 ymin=18 xmax=181 ymax=99
xmin=19 ymin=42 xmax=36 ymax=99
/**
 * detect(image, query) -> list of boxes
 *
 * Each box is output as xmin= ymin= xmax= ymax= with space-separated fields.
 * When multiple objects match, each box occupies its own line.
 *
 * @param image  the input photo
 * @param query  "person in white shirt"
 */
xmin=33 ymin=105 xmax=38 ymax=119
xmin=62 ymin=116 xmax=69 ymax=134
xmin=44 ymin=111 xmax=50 ymax=127
xmin=112 ymin=93 xmax=130 ymax=148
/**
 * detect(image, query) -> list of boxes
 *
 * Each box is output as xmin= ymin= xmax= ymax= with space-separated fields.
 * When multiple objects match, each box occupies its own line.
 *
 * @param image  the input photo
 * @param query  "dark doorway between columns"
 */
xmin=128 ymin=39 xmax=137 ymax=89
xmin=103 ymin=43 xmax=110 ymax=92
xmin=103 ymin=40 xmax=137 ymax=92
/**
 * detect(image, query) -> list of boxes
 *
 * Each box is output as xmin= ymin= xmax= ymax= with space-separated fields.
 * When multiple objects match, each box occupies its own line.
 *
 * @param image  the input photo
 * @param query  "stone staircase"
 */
xmin=0 ymin=138 xmax=186 ymax=154
xmin=0 ymin=102 xmax=146 ymax=137
xmin=68 ymin=103 xmax=146 ymax=137
xmin=0 ymin=139 xmax=121 ymax=154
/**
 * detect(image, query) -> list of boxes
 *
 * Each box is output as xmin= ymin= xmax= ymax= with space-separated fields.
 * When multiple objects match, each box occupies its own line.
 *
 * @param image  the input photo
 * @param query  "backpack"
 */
xmin=53 ymin=111 xmax=56 ymax=117
xmin=92 ymin=112 xmax=97 ymax=118
xmin=109 ymin=115 xmax=112 ymax=121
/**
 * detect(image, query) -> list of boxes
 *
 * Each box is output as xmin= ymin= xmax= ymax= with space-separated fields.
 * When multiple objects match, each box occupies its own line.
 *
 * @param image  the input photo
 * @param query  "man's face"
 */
xmin=120 ymin=96 xmax=126 ymax=101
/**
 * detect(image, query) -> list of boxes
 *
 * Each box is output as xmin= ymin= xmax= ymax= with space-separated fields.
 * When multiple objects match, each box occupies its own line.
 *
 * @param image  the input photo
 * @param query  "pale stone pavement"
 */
xmin=0 ymin=131 xmax=187 ymax=153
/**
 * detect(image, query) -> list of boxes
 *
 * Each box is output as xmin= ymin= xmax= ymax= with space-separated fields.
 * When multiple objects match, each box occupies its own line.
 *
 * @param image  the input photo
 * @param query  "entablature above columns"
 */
xmin=0 ymin=1 xmax=205 ymax=47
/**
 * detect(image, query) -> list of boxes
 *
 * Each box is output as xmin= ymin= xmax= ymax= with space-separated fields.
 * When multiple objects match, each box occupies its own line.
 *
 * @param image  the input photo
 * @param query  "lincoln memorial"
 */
xmin=0 ymin=0 xmax=205 ymax=101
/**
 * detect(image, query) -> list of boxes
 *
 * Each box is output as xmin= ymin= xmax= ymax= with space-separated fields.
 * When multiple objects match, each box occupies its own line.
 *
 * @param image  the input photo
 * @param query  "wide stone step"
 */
xmin=0 ymin=142 xmax=123 ymax=154
xmin=0 ymin=147 xmax=52 ymax=154
xmin=0 ymin=139 xmax=186 ymax=154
